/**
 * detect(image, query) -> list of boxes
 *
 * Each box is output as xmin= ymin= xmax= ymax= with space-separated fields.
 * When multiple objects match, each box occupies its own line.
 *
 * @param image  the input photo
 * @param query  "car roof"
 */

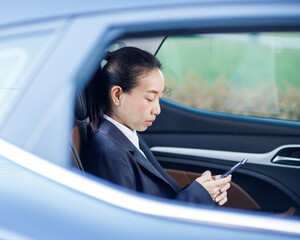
xmin=1 ymin=0 xmax=298 ymax=27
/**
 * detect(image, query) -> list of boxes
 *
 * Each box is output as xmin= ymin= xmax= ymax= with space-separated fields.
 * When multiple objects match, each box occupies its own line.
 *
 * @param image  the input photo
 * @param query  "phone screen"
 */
xmin=220 ymin=158 xmax=248 ymax=178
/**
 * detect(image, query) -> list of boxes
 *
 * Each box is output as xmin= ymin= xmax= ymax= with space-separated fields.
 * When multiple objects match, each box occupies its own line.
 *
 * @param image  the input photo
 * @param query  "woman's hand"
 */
xmin=195 ymin=171 xmax=231 ymax=206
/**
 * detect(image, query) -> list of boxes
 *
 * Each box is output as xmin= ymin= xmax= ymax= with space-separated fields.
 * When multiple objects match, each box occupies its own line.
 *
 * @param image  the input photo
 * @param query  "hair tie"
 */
xmin=101 ymin=51 xmax=110 ymax=68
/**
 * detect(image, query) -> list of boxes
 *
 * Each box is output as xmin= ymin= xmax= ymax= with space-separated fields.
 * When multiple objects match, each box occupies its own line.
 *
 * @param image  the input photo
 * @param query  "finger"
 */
xmin=211 ymin=192 xmax=219 ymax=200
xmin=200 ymin=181 xmax=220 ymax=199
xmin=218 ymin=196 xmax=228 ymax=206
xmin=214 ymin=175 xmax=232 ymax=187
xmin=214 ymin=191 xmax=227 ymax=203
xmin=220 ymin=183 xmax=230 ymax=193
xmin=211 ymin=188 xmax=220 ymax=199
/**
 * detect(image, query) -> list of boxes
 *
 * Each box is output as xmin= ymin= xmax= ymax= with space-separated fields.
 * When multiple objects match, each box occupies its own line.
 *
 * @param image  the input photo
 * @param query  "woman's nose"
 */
xmin=152 ymin=100 xmax=161 ymax=115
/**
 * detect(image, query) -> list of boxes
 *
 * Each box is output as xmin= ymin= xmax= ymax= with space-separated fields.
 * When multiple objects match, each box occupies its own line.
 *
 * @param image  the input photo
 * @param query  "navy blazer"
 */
xmin=82 ymin=119 xmax=214 ymax=205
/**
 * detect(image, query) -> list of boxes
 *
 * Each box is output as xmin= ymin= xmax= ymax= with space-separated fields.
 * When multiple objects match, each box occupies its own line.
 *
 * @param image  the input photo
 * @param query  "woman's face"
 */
xmin=112 ymin=68 xmax=164 ymax=131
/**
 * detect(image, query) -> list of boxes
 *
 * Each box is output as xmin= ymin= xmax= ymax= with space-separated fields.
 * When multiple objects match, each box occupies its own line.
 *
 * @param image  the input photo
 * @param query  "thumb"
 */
xmin=201 ymin=170 xmax=212 ymax=181
xmin=212 ymin=175 xmax=221 ymax=180
xmin=202 ymin=170 xmax=212 ymax=177
xmin=196 ymin=170 xmax=212 ymax=184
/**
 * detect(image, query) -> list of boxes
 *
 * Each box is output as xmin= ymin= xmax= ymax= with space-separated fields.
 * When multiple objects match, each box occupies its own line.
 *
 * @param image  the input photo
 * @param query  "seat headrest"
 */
xmin=74 ymin=90 xmax=87 ymax=121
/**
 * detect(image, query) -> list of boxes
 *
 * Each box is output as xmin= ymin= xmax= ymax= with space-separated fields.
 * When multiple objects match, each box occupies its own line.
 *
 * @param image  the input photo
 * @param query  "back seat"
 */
xmin=70 ymin=90 xmax=89 ymax=174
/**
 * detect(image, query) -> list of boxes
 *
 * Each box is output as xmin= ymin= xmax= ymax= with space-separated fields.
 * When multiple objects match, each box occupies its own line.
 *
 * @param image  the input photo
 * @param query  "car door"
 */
xmin=140 ymin=32 xmax=300 ymax=215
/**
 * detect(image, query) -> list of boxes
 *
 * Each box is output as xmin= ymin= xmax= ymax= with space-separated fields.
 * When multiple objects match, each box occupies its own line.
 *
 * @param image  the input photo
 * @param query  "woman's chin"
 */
xmin=137 ymin=125 xmax=148 ymax=132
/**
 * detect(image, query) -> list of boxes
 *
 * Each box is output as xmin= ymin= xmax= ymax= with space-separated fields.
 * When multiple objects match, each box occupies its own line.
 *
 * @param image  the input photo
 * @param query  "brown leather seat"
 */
xmin=70 ymin=90 xmax=89 ymax=174
xmin=165 ymin=168 xmax=261 ymax=211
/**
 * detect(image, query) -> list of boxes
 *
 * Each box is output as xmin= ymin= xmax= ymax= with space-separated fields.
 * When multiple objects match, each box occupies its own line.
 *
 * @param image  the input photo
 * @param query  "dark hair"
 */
xmin=85 ymin=46 xmax=162 ymax=130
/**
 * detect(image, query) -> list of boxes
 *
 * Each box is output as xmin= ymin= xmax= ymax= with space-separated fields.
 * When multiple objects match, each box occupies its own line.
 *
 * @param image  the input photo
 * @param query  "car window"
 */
xmin=0 ymin=33 xmax=51 ymax=122
xmin=156 ymin=33 xmax=300 ymax=121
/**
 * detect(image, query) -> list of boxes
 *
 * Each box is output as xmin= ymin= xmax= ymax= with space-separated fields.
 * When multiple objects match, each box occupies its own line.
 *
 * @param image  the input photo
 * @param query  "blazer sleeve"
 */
xmin=175 ymin=181 xmax=215 ymax=206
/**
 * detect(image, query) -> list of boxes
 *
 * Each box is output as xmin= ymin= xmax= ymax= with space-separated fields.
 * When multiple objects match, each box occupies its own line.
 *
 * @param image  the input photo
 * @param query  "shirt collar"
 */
xmin=103 ymin=114 xmax=140 ymax=150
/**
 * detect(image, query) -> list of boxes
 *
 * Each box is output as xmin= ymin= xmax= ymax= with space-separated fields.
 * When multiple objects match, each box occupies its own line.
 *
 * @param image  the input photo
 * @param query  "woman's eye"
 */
xmin=146 ymin=98 xmax=154 ymax=102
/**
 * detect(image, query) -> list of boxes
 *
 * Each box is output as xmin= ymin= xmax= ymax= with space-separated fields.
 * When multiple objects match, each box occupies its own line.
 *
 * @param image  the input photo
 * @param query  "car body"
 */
xmin=1 ymin=0 xmax=300 ymax=239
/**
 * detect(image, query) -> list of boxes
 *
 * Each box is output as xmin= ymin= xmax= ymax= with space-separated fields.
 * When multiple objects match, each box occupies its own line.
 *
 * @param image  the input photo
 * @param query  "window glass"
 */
xmin=0 ymin=33 xmax=51 ymax=121
xmin=156 ymin=33 xmax=300 ymax=121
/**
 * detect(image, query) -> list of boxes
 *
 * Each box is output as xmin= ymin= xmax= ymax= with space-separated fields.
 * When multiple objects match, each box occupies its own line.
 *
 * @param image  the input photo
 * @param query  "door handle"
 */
xmin=272 ymin=156 xmax=300 ymax=166
xmin=271 ymin=147 xmax=300 ymax=166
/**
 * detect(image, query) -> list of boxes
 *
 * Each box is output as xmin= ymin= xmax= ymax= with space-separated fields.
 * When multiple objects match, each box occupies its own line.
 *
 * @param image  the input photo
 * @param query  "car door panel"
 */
xmin=141 ymin=99 xmax=300 ymax=214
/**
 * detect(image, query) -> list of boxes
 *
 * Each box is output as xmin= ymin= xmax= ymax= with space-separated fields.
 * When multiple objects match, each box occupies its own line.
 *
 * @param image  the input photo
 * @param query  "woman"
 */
xmin=83 ymin=47 xmax=231 ymax=206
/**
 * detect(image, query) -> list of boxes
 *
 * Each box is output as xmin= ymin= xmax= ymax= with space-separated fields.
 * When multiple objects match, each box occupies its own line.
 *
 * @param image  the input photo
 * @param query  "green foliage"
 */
xmin=157 ymin=34 xmax=300 ymax=121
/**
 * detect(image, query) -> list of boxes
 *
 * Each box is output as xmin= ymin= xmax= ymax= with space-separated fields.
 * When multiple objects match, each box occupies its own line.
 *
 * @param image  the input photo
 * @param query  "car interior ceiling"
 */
xmin=113 ymin=37 xmax=164 ymax=55
xmin=70 ymin=34 xmax=298 ymax=216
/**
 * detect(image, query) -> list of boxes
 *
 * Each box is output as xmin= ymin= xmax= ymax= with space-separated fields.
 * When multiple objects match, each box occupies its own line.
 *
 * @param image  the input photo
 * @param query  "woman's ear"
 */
xmin=110 ymin=86 xmax=123 ymax=106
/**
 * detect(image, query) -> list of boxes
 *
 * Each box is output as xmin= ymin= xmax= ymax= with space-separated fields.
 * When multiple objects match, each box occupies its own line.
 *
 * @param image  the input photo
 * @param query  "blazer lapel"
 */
xmin=139 ymin=136 xmax=181 ymax=192
xmin=98 ymin=119 xmax=179 ymax=191
xmin=132 ymin=148 xmax=172 ymax=185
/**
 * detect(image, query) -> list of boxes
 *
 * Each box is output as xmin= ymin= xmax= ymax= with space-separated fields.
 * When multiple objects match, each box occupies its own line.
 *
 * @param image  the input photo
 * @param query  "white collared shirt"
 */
xmin=103 ymin=114 xmax=147 ymax=158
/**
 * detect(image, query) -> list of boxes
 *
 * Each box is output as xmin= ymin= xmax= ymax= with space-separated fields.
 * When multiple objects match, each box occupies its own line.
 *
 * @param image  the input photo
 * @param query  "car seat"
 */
xmin=70 ymin=90 xmax=89 ymax=174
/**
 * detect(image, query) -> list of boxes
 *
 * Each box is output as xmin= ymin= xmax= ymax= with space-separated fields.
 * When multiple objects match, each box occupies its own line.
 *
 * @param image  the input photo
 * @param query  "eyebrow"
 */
xmin=146 ymin=88 xmax=166 ymax=94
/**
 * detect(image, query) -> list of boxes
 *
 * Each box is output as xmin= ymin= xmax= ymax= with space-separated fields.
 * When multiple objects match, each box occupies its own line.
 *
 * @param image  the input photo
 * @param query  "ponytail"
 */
xmin=85 ymin=67 xmax=108 ymax=130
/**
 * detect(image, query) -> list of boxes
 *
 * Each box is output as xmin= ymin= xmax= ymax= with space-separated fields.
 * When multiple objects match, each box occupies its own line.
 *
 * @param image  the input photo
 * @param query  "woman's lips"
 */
xmin=146 ymin=119 xmax=155 ymax=126
xmin=146 ymin=121 xmax=153 ymax=126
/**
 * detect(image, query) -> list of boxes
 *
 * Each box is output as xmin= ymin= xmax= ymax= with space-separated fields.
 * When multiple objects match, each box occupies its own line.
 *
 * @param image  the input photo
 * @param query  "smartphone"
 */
xmin=220 ymin=158 xmax=248 ymax=178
